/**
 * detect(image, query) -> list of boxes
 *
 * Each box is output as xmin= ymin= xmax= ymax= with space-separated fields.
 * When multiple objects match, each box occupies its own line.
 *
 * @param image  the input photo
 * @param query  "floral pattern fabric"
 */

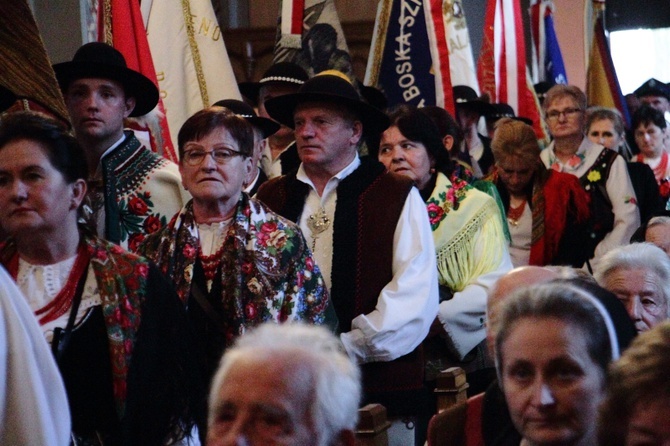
xmin=83 ymin=132 xmax=187 ymax=251
xmin=427 ymin=172 xmax=507 ymax=293
xmin=137 ymin=194 xmax=328 ymax=344
xmin=0 ymin=235 xmax=149 ymax=417
xmin=426 ymin=175 xmax=471 ymax=230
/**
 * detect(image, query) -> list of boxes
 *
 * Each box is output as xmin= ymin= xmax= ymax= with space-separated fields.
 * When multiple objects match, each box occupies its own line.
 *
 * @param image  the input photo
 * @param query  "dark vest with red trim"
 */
xmin=257 ymin=158 xmax=424 ymax=414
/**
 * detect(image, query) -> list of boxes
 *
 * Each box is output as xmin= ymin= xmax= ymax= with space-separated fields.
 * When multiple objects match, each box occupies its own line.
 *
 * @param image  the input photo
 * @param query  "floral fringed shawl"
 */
xmin=0 ymin=236 xmax=148 ymax=418
xmin=138 ymin=194 xmax=328 ymax=342
xmin=426 ymin=173 xmax=506 ymax=292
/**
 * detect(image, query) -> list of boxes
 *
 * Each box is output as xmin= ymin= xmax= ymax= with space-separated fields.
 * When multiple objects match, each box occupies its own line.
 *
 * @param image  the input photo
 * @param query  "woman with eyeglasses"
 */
xmin=137 ymin=107 xmax=328 ymax=433
xmin=0 ymin=111 xmax=200 ymax=445
xmin=539 ymin=85 xmax=639 ymax=270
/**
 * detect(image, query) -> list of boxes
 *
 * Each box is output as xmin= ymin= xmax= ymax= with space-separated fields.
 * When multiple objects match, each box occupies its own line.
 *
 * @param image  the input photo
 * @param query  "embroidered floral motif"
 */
xmin=118 ymin=191 xmax=168 ymax=243
xmin=0 ymin=236 xmax=154 ymax=417
xmin=128 ymin=194 xmax=149 ymax=215
xmin=550 ymin=152 xmax=587 ymax=172
xmin=587 ymin=170 xmax=601 ymax=182
xmin=143 ymin=215 xmax=162 ymax=234
xmin=426 ymin=177 xmax=471 ymax=231
xmin=87 ymin=238 xmax=148 ymax=415
xmin=137 ymin=196 xmax=328 ymax=349
xmin=128 ymin=233 xmax=145 ymax=252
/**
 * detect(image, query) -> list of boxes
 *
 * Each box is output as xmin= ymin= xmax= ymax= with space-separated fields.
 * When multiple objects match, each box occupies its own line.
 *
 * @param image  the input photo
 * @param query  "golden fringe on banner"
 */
xmin=0 ymin=0 xmax=70 ymax=125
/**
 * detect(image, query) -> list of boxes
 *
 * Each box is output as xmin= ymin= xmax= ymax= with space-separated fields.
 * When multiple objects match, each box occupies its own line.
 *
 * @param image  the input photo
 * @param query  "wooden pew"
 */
xmin=434 ymin=367 xmax=469 ymax=413
xmin=427 ymin=367 xmax=472 ymax=445
xmin=355 ymin=403 xmax=391 ymax=446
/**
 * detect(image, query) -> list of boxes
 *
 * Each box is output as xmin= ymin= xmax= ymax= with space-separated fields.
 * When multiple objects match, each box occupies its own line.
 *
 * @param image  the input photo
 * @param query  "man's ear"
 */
xmin=349 ymin=121 xmax=363 ymax=146
xmin=124 ymin=96 xmax=136 ymax=118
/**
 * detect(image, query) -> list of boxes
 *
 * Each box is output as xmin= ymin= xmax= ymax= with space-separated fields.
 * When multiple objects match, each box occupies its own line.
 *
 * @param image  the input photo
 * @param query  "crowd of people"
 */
xmin=1 ymin=40 xmax=670 ymax=446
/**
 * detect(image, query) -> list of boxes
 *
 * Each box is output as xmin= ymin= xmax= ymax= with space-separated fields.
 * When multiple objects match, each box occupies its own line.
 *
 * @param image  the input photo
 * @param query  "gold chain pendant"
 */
xmin=307 ymin=207 xmax=331 ymax=252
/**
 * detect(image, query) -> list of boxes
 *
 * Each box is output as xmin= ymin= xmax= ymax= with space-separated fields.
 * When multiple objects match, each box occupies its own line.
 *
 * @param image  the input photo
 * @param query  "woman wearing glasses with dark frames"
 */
xmin=539 ymin=84 xmax=640 ymax=271
xmin=137 ymin=106 xmax=329 ymax=437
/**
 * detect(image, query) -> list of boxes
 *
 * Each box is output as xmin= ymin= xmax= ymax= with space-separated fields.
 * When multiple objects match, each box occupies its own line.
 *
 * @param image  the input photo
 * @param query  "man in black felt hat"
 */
xmin=484 ymin=102 xmax=533 ymax=138
xmin=256 ymin=71 xmax=438 ymax=433
xmin=634 ymin=78 xmax=670 ymax=141
xmin=453 ymin=85 xmax=495 ymax=177
xmin=239 ymin=62 xmax=309 ymax=179
xmin=53 ymin=42 xmax=188 ymax=250
xmin=212 ymin=99 xmax=279 ymax=196
xmin=635 ymin=78 xmax=670 ymax=115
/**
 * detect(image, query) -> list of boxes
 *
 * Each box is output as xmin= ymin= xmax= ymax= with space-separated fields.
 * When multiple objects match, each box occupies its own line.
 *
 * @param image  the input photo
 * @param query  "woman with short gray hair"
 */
xmin=595 ymin=242 xmax=670 ymax=332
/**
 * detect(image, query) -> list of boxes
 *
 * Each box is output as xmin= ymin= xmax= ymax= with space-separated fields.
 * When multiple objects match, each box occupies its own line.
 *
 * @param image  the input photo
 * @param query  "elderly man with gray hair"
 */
xmin=206 ymin=323 xmax=361 ymax=446
xmin=639 ymin=215 xmax=670 ymax=256
xmin=595 ymin=242 xmax=670 ymax=333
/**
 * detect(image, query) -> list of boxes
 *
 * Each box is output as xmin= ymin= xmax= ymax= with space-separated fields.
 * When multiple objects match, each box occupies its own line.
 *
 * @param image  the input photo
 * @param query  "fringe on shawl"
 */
xmin=436 ymin=198 xmax=506 ymax=292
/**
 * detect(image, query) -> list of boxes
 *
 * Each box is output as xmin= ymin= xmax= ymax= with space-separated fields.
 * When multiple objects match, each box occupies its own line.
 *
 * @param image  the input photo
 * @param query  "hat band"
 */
xmin=260 ymin=76 xmax=305 ymax=85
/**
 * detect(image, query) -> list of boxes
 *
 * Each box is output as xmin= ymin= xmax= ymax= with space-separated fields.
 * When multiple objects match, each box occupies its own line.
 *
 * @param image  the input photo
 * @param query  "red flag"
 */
xmin=425 ymin=0 xmax=455 ymax=115
xmin=586 ymin=1 xmax=630 ymax=126
xmin=477 ymin=0 xmax=548 ymax=141
xmin=98 ymin=0 xmax=177 ymax=162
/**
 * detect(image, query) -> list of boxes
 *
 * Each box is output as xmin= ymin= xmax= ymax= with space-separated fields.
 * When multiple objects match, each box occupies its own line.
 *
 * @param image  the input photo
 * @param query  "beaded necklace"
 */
xmin=507 ymin=200 xmax=527 ymax=227
xmin=636 ymin=152 xmax=669 ymax=183
xmin=9 ymin=244 xmax=89 ymax=325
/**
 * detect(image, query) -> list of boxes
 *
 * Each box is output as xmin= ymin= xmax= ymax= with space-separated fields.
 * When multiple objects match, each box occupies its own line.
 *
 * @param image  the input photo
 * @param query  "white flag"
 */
xmin=444 ymin=0 xmax=480 ymax=93
xmin=142 ymin=0 xmax=241 ymax=151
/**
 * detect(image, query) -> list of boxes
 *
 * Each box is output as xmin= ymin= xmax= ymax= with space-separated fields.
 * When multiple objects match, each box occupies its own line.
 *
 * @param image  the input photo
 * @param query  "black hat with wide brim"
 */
xmin=53 ymin=42 xmax=159 ymax=117
xmin=453 ymin=85 xmax=494 ymax=116
xmin=0 ymin=85 xmax=16 ymax=113
xmin=212 ymin=99 xmax=280 ymax=139
xmin=264 ymin=73 xmax=390 ymax=137
xmin=634 ymin=78 xmax=670 ymax=101
xmin=485 ymin=103 xmax=533 ymax=125
xmin=238 ymin=62 xmax=309 ymax=104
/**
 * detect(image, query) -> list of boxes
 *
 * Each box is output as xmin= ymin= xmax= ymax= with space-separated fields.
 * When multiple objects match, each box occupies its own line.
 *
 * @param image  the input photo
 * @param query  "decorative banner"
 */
xmin=444 ymin=0 xmax=480 ymax=93
xmin=99 ymin=0 xmax=177 ymax=161
xmin=586 ymin=1 xmax=630 ymax=126
xmin=529 ymin=0 xmax=567 ymax=85
xmin=141 ymin=0 xmax=241 ymax=155
xmin=478 ymin=0 xmax=549 ymax=141
xmin=365 ymin=0 xmax=455 ymax=115
xmin=275 ymin=0 xmax=354 ymax=80
xmin=0 ymin=0 xmax=70 ymax=124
